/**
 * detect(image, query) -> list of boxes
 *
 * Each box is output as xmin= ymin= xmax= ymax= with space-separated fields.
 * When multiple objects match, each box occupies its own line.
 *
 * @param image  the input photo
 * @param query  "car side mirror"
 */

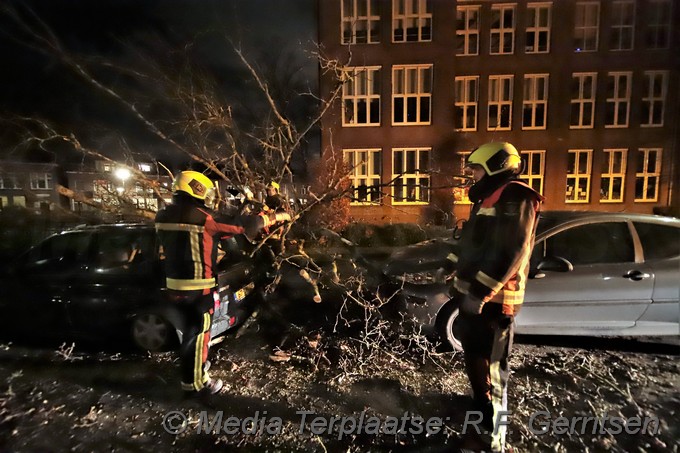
xmin=537 ymin=256 xmax=574 ymax=273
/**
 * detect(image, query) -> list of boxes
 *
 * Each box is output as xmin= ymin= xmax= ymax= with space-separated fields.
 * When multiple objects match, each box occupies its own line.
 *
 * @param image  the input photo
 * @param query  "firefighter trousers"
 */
xmin=173 ymin=289 xmax=217 ymax=392
xmin=459 ymin=303 xmax=515 ymax=453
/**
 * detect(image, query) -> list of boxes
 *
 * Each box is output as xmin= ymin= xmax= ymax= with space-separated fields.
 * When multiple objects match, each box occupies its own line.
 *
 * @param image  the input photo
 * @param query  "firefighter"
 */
xmin=155 ymin=170 xmax=290 ymax=397
xmin=447 ymin=142 xmax=543 ymax=452
xmin=262 ymin=180 xmax=291 ymax=258
xmin=264 ymin=181 xmax=289 ymax=214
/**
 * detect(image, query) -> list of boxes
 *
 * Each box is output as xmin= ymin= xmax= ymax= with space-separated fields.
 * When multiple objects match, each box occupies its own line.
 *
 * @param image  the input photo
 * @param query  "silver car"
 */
xmin=390 ymin=212 xmax=680 ymax=350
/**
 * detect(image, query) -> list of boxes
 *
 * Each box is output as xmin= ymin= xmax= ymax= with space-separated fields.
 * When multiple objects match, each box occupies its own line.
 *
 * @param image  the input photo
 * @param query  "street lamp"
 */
xmin=114 ymin=167 xmax=131 ymax=194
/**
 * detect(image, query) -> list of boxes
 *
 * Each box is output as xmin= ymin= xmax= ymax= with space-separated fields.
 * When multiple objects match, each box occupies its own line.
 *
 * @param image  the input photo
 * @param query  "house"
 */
xmin=0 ymin=161 xmax=68 ymax=212
xmin=318 ymin=0 xmax=679 ymax=225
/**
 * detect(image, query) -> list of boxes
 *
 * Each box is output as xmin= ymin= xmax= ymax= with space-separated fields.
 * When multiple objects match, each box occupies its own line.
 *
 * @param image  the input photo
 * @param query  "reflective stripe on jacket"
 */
xmin=451 ymin=180 xmax=543 ymax=316
xmin=155 ymin=194 xmax=260 ymax=291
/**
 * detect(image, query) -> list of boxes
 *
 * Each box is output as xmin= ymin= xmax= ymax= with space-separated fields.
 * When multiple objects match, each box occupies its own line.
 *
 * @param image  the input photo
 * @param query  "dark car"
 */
xmin=387 ymin=212 xmax=680 ymax=350
xmin=0 ymin=224 xmax=259 ymax=351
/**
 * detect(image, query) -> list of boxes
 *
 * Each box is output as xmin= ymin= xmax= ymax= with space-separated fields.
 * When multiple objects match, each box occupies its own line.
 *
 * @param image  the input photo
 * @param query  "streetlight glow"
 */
xmin=115 ymin=168 xmax=131 ymax=181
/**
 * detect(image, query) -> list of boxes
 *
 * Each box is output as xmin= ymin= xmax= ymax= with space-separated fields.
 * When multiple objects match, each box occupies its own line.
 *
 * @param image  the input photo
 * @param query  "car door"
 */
xmin=0 ymin=231 xmax=93 ymax=336
xmin=631 ymin=220 xmax=680 ymax=335
xmin=518 ymin=220 xmax=654 ymax=335
xmin=66 ymin=228 xmax=161 ymax=337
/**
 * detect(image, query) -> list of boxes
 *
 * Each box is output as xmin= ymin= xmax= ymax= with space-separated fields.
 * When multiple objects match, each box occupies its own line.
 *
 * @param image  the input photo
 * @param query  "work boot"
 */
xmin=183 ymin=378 xmax=223 ymax=399
xmin=200 ymin=378 xmax=223 ymax=395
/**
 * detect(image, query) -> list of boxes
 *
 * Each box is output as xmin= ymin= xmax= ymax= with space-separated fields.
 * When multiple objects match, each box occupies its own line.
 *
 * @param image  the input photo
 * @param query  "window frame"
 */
xmin=487 ymin=74 xmax=514 ymax=131
xmin=392 ymin=0 xmax=432 ymax=43
xmin=456 ymin=5 xmax=480 ymax=56
xmin=522 ymin=74 xmax=549 ymax=130
xmin=29 ymin=172 xmax=53 ymax=190
xmin=566 ymin=149 xmax=592 ymax=203
xmin=610 ymin=0 xmax=635 ymax=51
xmin=519 ymin=150 xmax=545 ymax=195
xmin=342 ymin=66 xmax=382 ymax=127
xmin=574 ymin=1 xmax=600 ymax=52
xmin=343 ymin=148 xmax=383 ymax=205
xmin=635 ymin=148 xmax=662 ymax=202
xmin=604 ymin=71 xmax=631 ymax=128
xmin=600 ymin=149 xmax=627 ymax=203
xmin=641 ymin=70 xmax=668 ymax=127
xmin=392 ymin=64 xmax=433 ymax=126
xmin=341 ymin=0 xmax=381 ymax=45
xmin=526 ymin=2 xmax=552 ymax=54
xmin=646 ymin=0 xmax=671 ymax=49
xmin=454 ymin=76 xmax=479 ymax=131
xmin=454 ymin=151 xmax=472 ymax=205
xmin=490 ymin=3 xmax=516 ymax=55
xmin=570 ymin=72 xmax=597 ymax=129
xmin=391 ymin=147 xmax=431 ymax=205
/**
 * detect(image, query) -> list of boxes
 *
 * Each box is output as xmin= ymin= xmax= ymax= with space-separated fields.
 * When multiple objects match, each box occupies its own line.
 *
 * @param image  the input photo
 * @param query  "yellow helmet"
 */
xmin=466 ymin=142 xmax=522 ymax=176
xmin=172 ymin=170 xmax=217 ymax=208
xmin=268 ymin=181 xmax=280 ymax=191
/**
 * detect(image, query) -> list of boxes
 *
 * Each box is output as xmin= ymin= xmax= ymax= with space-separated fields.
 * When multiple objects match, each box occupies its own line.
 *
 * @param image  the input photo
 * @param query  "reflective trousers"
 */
xmin=172 ymin=289 xmax=217 ymax=392
xmin=459 ymin=303 xmax=515 ymax=453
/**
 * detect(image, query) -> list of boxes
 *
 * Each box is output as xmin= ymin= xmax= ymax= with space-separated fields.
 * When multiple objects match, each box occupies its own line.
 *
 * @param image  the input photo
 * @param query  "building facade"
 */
xmin=0 ymin=161 xmax=67 ymax=212
xmin=0 ymin=159 xmax=172 ymax=219
xmin=318 ymin=0 xmax=679 ymax=225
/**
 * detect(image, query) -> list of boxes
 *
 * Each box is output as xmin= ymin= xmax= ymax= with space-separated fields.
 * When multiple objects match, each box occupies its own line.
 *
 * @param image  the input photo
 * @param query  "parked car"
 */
xmin=388 ymin=212 xmax=680 ymax=350
xmin=0 ymin=224 xmax=260 ymax=352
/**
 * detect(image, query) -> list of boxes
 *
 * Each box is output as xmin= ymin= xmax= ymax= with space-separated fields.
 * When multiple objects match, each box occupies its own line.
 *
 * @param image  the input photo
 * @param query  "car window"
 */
xmin=95 ymin=230 xmax=155 ymax=269
xmin=545 ymin=222 xmax=635 ymax=266
xmin=633 ymin=222 xmax=680 ymax=260
xmin=22 ymin=232 xmax=92 ymax=270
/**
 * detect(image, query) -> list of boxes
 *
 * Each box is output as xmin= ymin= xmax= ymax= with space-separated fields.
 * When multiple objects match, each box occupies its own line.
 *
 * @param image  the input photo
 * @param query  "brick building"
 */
xmin=318 ymin=0 xmax=679 ymax=225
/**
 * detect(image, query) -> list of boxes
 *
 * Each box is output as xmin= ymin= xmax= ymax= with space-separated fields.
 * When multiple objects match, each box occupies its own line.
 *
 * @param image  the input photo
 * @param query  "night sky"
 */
xmin=0 ymin=0 xmax=318 ymax=165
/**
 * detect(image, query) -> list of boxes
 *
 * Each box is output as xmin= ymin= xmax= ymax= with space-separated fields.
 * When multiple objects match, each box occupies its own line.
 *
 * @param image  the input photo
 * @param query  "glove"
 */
xmin=460 ymin=293 xmax=485 ymax=315
xmin=274 ymin=212 xmax=292 ymax=223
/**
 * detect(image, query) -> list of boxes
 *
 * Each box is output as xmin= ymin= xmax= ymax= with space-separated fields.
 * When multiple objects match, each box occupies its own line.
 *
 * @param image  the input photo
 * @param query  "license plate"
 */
xmin=234 ymin=283 xmax=254 ymax=301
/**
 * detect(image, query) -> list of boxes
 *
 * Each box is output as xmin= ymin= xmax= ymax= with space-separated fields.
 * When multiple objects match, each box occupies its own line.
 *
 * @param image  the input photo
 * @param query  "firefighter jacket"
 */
xmin=155 ymin=192 xmax=269 ymax=292
xmin=449 ymin=177 xmax=543 ymax=316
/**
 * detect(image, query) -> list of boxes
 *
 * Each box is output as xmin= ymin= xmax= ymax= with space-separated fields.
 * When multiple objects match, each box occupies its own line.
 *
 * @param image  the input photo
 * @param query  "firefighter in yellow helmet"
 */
xmin=264 ymin=181 xmax=289 ymax=214
xmin=446 ymin=142 xmax=544 ymax=452
xmin=155 ymin=170 xmax=291 ymax=397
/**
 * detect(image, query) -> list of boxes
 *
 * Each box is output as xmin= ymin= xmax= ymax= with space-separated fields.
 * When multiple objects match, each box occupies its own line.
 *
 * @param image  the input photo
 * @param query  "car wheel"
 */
xmin=131 ymin=313 xmax=174 ymax=352
xmin=436 ymin=302 xmax=463 ymax=351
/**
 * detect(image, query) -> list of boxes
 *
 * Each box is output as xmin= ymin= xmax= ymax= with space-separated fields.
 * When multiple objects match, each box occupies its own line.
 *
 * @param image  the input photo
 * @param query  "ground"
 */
xmin=0 ymin=325 xmax=678 ymax=452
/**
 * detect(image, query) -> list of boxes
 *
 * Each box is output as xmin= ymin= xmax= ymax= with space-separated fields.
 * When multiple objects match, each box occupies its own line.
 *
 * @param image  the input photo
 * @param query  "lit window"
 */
xmin=635 ymin=148 xmax=662 ymax=202
xmin=645 ymin=0 xmax=671 ymax=49
xmin=566 ymin=150 xmax=592 ymax=203
xmin=570 ymin=73 xmax=597 ymax=129
xmin=605 ymin=72 xmax=631 ymax=128
xmin=600 ymin=149 xmax=627 ymax=202
xmin=138 ymin=163 xmax=152 ymax=172
xmin=641 ymin=71 xmax=668 ymax=127
xmin=490 ymin=4 xmax=515 ymax=55
xmin=342 ymin=67 xmax=381 ymax=126
xmin=610 ymin=0 xmax=635 ymax=50
xmin=520 ymin=150 xmax=545 ymax=195
xmin=454 ymin=152 xmax=472 ymax=204
xmin=456 ymin=6 xmax=480 ymax=56
xmin=342 ymin=0 xmax=380 ymax=44
xmin=522 ymin=74 xmax=548 ymax=130
xmin=393 ymin=0 xmax=432 ymax=43
xmin=526 ymin=3 xmax=551 ymax=53
xmin=574 ymin=2 xmax=600 ymax=52
xmin=344 ymin=149 xmax=382 ymax=204
xmin=29 ymin=173 xmax=52 ymax=190
xmin=488 ymin=75 xmax=513 ymax=131
xmin=392 ymin=148 xmax=430 ymax=204
xmin=454 ymin=76 xmax=478 ymax=131
xmin=392 ymin=65 xmax=432 ymax=125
